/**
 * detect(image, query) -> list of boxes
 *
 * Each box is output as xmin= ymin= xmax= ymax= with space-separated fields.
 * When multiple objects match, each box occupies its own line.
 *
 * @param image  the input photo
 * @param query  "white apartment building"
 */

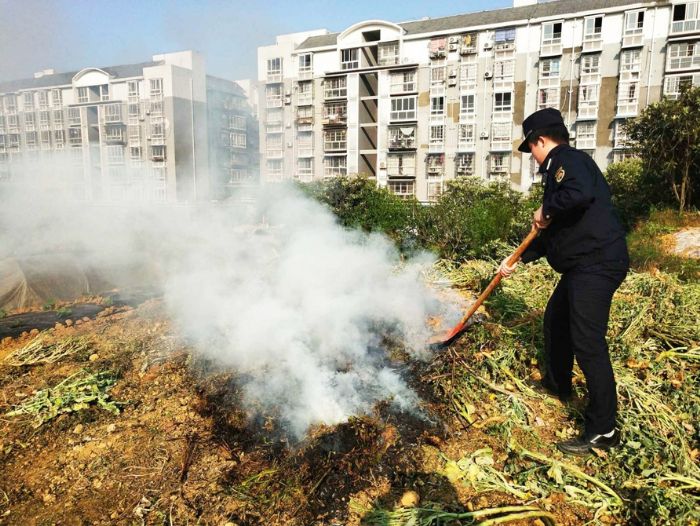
xmin=257 ymin=0 xmax=700 ymax=201
xmin=0 ymin=51 xmax=258 ymax=202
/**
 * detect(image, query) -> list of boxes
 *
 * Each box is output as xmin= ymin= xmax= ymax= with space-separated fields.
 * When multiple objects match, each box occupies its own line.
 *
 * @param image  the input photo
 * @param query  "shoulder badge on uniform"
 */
xmin=555 ymin=166 xmax=565 ymax=183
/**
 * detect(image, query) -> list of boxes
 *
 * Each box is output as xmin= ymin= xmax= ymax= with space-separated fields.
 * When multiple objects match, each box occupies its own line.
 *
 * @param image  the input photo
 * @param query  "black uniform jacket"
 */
xmin=521 ymin=144 xmax=629 ymax=273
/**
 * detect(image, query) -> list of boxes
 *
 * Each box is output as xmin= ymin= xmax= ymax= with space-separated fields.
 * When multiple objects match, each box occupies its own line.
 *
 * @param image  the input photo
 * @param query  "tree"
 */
xmin=625 ymin=86 xmax=700 ymax=212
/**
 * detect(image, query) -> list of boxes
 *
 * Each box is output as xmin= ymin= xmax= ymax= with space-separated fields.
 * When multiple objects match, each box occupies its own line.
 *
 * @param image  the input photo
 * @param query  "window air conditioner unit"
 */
xmin=379 ymin=161 xmax=386 ymax=169
xmin=484 ymin=71 xmax=493 ymax=79
xmin=483 ymin=41 xmax=493 ymax=50
xmin=447 ymin=79 xmax=457 ymax=87
xmin=448 ymin=36 xmax=460 ymax=44
xmin=448 ymin=69 xmax=457 ymax=78
xmin=569 ymin=131 xmax=577 ymax=139
xmin=479 ymin=131 xmax=489 ymax=139
xmin=287 ymin=141 xmax=293 ymax=148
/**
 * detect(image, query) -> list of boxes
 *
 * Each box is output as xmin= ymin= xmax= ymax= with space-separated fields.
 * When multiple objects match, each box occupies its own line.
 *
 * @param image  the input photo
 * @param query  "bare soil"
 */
xmin=0 ymin=299 xmax=589 ymax=525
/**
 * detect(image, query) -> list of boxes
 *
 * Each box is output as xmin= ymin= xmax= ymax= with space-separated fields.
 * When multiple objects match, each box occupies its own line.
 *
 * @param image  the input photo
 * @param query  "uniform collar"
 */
xmin=538 ymin=143 xmax=570 ymax=174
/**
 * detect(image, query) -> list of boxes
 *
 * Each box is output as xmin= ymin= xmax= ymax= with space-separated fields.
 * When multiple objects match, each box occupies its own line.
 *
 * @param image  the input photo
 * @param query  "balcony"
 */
xmin=622 ymin=31 xmax=644 ymax=48
xmin=388 ymin=137 xmax=416 ymax=150
xmin=322 ymin=113 xmax=346 ymax=126
xmin=582 ymin=35 xmax=603 ymax=53
xmin=578 ymin=103 xmax=599 ymax=120
xmin=671 ymin=18 xmax=700 ymax=35
xmin=540 ymin=39 xmax=562 ymax=57
xmin=266 ymin=148 xmax=284 ymax=159
xmin=103 ymin=127 xmax=125 ymax=144
xmin=577 ymin=137 xmax=596 ymax=149
xmin=266 ymin=96 xmax=283 ymax=109
xmin=298 ymin=69 xmax=313 ymax=80
xmin=297 ymin=146 xmax=314 ymax=158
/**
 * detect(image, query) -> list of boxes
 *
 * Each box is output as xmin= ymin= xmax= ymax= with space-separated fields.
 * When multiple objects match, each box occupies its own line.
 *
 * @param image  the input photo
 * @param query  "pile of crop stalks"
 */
xmin=421 ymin=259 xmax=699 ymax=524
xmin=5 ymin=370 xmax=121 ymax=427
xmin=3 ymin=336 xmax=93 ymax=366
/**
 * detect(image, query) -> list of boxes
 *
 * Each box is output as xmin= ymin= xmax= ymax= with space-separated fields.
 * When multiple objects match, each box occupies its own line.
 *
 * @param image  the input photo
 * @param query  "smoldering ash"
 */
xmin=0 ymin=175 xmax=457 ymax=439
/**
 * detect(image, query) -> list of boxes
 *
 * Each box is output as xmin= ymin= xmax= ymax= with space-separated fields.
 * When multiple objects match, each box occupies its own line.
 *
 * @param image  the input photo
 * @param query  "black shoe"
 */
xmin=541 ymin=375 xmax=572 ymax=403
xmin=556 ymin=429 xmax=621 ymax=456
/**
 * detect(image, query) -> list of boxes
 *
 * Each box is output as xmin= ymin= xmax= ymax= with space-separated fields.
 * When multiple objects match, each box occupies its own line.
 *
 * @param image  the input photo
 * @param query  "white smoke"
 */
xmin=0 ymin=169 xmax=460 ymax=438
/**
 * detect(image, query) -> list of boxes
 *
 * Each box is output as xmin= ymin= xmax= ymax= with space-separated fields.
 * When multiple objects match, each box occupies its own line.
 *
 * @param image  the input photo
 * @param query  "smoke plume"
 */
xmin=0 ymin=166 xmax=459 ymax=438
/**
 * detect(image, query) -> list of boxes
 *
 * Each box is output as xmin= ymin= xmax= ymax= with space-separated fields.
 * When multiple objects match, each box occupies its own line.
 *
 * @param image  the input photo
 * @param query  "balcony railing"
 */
xmin=622 ymin=31 xmax=643 ymax=48
xmin=671 ymin=18 xmax=700 ymax=34
xmin=540 ymin=38 xmax=562 ymax=57
xmin=322 ymin=113 xmax=347 ymax=126
xmin=582 ymin=34 xmax=603 ymax=52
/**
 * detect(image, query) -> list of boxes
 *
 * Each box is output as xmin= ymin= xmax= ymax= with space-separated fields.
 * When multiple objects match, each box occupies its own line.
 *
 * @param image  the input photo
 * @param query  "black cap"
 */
xmin=518 ymin=108 xmax=566 ymax=153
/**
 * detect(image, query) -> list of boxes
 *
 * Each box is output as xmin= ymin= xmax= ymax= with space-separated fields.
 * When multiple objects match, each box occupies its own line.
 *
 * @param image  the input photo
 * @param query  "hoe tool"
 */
xmin=429 ymin=225 xmax=540 ymax=350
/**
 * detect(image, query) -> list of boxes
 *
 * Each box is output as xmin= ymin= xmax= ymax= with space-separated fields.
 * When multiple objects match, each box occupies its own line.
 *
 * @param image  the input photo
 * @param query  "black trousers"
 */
xmin=543 ymin=263 xmax=627 ymax=435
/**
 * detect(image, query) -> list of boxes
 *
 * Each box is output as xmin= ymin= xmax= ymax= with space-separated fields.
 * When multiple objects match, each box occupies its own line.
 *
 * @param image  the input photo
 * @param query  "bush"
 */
xmin=605 ymin=158 xmax=651 ymax=228
xmin=414 ymin=178 xmax=537 ymax=261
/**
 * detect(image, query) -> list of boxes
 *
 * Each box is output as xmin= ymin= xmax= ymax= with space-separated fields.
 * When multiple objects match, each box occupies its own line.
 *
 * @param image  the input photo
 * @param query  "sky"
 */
xmin=0 ymin=0 xmax=512 ymax=83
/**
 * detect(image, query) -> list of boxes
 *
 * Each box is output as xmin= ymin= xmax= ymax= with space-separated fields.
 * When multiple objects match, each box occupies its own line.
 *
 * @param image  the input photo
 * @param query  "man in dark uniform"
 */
xmin=499 ymin=108 xmax=629 ymax=456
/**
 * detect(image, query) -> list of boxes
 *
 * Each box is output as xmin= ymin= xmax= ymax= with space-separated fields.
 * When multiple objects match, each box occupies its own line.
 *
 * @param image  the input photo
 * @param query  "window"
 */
xmin=128 ymin=125 xmax=140 ymax=143
xmin=323 ymin=101 xmax=347 ymax=122
xmin=231 ymin=132 xmax=246 ymax=148
xmin=390 ymin=71 xmax=416 ymax=94
xmin=664 ymin=73 xmax=700 ymax=98
xmin=624 ymin=10 xmax=645 ymax=46
xmin=324 ymin=77 xmax=347 ymax=99
xmin=128 ymin=81 xmax=139 ymax=100
xmin=379 ymin=42 xmax=399 ymax=66
xmin=77 ymin=87 xmax=88 ymax=103
xmin=495 ymin=27 xmax=516 ymax=43
xmin=431 ymin=63 xmax=446 ymax=84
xmin=106 ymin=145 xmax=125 ymax=164
xmin=388 ymin=126 xmax=416 ymax=149
xmin=458 ymin=123 xmax=476 ymax=150
xmin=430 ymin=96 xmax=445 ymax=117
xmin=429 ymin=37 xmax=447 ymax=58
xmin=494 ymin=92 xmax=512 ymax=112
xmin=39 ymin=111 xmax=50 ymax=129
xmin=149 ymin=100 xmax=163 ymax=116
xmin=25 ymin=131 xmax=38 ymax=149
xmin=297 ymin=81 xmax=313 ymax=105
xmin=491 ymin=121 xmax=511 ymax=150
xmin=23 ymin=92 xmax=34 ymax=111
xmin=341 ymin=48 xmax=359 ymax=70
xmin=0 ymin=116 xmax=4 ymax=132
xmin=494 ymin=60 xmax=514 ymax=80
xmin=667 ymin=42 xmax=700 ymax=71
xmin=297 ymin=158 xmax=313 ymax=178
xmin=54 ymin=130 xmax=65 ymax=148
xmin=4 ymin=95 xmax=17 ymax=114
xmin=7 ymin=115 xmax=19 ymax=132
xmin=130 ymin=146 xmax=142 ymax=160
xmin=128 ymin=103 xmax=140 ymax=118
xmin=230 ymin=115 xmax=246 ymax=130
xmin=150 ymin=120 xmax=165 ymax=140
xmin=390 ymin=96 xmax=417 ymax=121
xmin=580 ymin=55 xmax=600 ymax=84
xmin=538 ymin=88 xmax=560 ymax=109
xmin=426 ymin=153 xmax=444 ymax=174
xmin=267 ymin=58 xmax=283 ymax=81
xmin=460 ymin=62 xmax=478 ymax=87
xmin=576 ymin=122 xmax=596 ymax=149
xmin=51 ymin=89 xmax=62 ymax=107
xmin=672 ymin=2 xmax=700 ymax=33
xmin=104 ymin=125 xmax=123 ymax=143
xmin=539 ymin=58 xmax=561 ymax=85
xmin=489 ymin=153 xmax=510 ymax=175
xmin=24 ymin=113 xmax=35 ymax=130
xmin=104 ymin=104 xmax=121 ymax=123
xmin=387 ymin=180 xmax=415 ymax=199
xmin=53 ymin=110 xmax=64 ymax=127
xmin=386 ymin=152 xmax=416 ymax=178
xmin=583 ymin=16 xmax=603 ymax=42
xmin=429 ymin=125 xmax=445 ymax=150
xmin=99 ymin=84 xmax=110 ymax=101
xmin=298 ymin=54 xmax=312 ymax=77
xmin=455 ymin=153 xmax=475 ymax=176
xmin=266 ymin=85 xmax=283 ymax=108
xmin=69 ymin=127 xmax=82 ymax=145
xmin=38 ymin=91 xmax=49 ymax=110
xmin=578 ymin=84 xmax=599 ymax=118
xmin=621 ymin=49 xmax=641 ymax=73
xmin=541 ymin=21 xmax=562 ymax=55
xmin=324 ymin=129 xmax=346 ymax=151
xmin=460 ymin=93 xmax=475 ymax=119
xmin=614 ymin=120 xmax=630 ymax=149
xmin=151 ymin=145 xmax=166 ymax=161
xmin=150 ymin=78 xmax=163 ymax=99
xmin=324 ymin=156 xmax=346 ymax=177
xmin=427 ymin=181 xmax=444 ymax=202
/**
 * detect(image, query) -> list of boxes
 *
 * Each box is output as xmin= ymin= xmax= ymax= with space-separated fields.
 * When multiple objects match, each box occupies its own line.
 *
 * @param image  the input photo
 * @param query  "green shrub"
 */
xmin=605 ymin=158 xmax=652 ymax=228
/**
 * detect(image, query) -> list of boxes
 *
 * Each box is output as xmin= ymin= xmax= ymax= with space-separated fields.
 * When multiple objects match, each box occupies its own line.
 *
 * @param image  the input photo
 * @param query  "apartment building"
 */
xmin=0 ymin=51 xmax=258 ymax=203
xmin=257 ymin=0 xmax=700 ymax=201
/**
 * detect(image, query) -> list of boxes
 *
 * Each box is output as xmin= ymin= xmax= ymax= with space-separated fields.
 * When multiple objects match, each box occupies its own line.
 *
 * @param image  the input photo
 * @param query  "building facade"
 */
xmin=257 ymin=0 xmax=700 ymax=201
xmin=0 ymin=51 xmax=258 ymax=203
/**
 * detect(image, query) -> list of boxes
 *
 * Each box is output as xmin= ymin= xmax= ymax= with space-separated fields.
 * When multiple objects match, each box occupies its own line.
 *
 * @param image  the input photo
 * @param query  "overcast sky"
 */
xmin=0 ymin=0 xmax=512 ymax=83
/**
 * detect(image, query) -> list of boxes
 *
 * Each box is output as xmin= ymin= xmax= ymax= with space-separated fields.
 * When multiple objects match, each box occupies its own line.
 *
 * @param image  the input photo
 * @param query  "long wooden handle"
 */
xmin=441 ymin=225 xmax=539 ymax=342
